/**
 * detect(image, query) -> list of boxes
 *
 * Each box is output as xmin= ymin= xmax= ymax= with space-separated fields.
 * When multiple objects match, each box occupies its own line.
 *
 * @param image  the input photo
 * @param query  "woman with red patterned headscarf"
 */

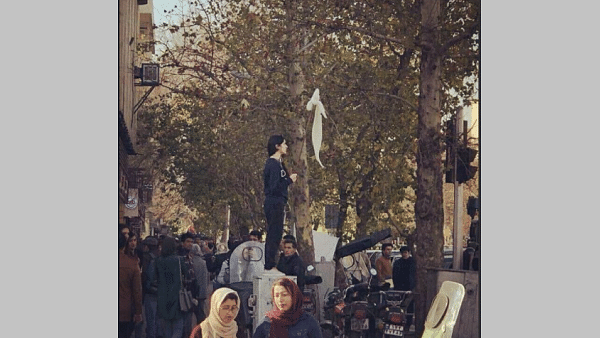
xmin=253 ymin=277 xmax=322 ymax=338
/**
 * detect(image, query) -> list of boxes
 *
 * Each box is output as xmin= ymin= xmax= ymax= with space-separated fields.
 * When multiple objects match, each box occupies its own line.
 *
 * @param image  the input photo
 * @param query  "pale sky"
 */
xmin=152 ymin=0 xmax=194 ymax=26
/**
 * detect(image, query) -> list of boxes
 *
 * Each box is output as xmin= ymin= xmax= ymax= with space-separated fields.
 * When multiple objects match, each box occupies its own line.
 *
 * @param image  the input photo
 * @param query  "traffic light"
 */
xmin=467 ymin=196 xmax=480 ymax=218
xmin=445 ymin=146 xmax=478 ymax=184
xmin=456 ymin=146 xmax=478 ymax=183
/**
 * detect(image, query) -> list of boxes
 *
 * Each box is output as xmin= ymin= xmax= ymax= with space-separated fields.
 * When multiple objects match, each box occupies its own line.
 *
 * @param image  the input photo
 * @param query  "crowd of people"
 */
xmin=118 ymin=224 xmax=311 ymax=338
xmin=119 ymin=135 xmax=314 ymax=338
xmin=119 ymin=135 xmax=422 ymax=337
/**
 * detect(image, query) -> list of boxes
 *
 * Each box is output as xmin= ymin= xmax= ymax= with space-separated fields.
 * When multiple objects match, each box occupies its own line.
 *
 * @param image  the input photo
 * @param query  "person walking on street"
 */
xmin=263 ymin=135 xmax=297 ymax=272
xmin=190 ymin=243 xmax=210 ymax=324
xmin=119 ymin=233 xmax=143 ymax=338
xmin=253 ymin=277 xmax=322 ymax=338
xmin=179 ymin=232 xmax=199 ymax=338
xmin=155 ymin=236 xmax=187 ymax=338
xmin=143 ymin=237 xmax=161 ymax=338
xmin=375 ymin=243 xmax=393 ymax=285
xmin=189 ymin=287 xmax=241 ymax=338
xmin=123 ymin=232 xmax=145 ymax=338
xmin=125 ymin=232 xmax=140 ymax=260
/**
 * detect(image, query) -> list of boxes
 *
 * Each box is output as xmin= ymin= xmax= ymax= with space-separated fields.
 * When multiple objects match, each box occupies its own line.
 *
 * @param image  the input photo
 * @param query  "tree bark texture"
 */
xmin=355 ymin=170 xmax=374 ymax=239
xmin=414 ymin=0 xmax=444 ymax=336
xmin=336 ymin=178 xmax=350 ymax=239
xmin=286 ymin=0 xmax=315 ymax=267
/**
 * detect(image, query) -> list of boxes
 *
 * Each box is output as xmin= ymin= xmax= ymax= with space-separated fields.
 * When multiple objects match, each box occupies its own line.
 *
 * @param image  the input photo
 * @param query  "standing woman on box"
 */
xmin=263 ymin=135 xmax=297 ymax=272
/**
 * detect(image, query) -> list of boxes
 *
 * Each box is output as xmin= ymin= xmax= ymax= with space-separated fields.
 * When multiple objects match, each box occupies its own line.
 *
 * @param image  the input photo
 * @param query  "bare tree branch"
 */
xmin=439 ymin=15 xmax=480 ymax=54
xmin=375 ymin=92 xmax=418 ymax=111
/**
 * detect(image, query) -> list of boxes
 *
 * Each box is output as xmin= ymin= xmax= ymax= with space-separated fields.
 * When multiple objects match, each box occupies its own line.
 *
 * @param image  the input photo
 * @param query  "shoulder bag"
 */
xmin=178 ymin=257 xmax=196 ymax=312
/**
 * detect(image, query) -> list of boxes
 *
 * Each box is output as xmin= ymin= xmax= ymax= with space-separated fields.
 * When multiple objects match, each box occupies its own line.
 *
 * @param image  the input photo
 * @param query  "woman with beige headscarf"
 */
xmin=189 ymin=287 xmax=240 ymax=338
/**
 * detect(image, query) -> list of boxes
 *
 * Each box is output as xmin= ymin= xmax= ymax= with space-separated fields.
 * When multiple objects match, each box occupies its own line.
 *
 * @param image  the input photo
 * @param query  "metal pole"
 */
xmin=222 ymin=204 xmax=230 ymax=245
xmin=452 ymin=108 xmax=463 ymax=270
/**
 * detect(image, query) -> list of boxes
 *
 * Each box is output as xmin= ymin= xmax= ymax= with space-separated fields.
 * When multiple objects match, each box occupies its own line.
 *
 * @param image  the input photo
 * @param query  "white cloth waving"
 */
xmin=306 ymin=88 xmax=327 ymax=168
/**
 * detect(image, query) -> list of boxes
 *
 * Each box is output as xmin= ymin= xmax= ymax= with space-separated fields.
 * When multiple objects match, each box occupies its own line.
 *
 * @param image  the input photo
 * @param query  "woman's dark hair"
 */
xmin=161 ymin=236 xmax=177 ymax=256
xmin=180 ymin=232 xmax=195 ymax=243
xmin=119 ymin=224 xmax=131 ymax=234
xmin=282 ymin=234 xmax=296 ymax=241
xmin=223 ymin=292 xmax=238 ymax=303
xmin=282 ymin=238 xmax=297 ymax=248
xmin=381 ymin=243 xmax=393 ymax=251
xmin=267 ymin=135 xmax=285 ymax=156
xmin=126 ymin=232 xmax=138 ymax=257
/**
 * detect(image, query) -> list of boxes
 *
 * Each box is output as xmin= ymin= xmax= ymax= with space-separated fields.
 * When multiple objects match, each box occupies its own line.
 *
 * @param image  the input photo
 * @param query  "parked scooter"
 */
xmin=320 ymin=228 xmax=392 ymax=338
xmin=369 ymin=289 xmax=415 ymax=337
xmin=343 ymin=268 xmax=394 ymax=338
xmin=343 ymin=269 xmax=376 ymax=338
xmin=321 ymin=286 xmax=344 ymax=338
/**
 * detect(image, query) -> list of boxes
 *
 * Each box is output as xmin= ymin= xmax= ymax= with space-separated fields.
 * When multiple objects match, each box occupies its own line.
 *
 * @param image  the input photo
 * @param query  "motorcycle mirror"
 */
xmin=307 ymin=265 xmax=315 ymax=272
xmin=341 ymin=255 xmax=355 ymax=269
xmin=370 ymin=268 xmax=378 ymax=276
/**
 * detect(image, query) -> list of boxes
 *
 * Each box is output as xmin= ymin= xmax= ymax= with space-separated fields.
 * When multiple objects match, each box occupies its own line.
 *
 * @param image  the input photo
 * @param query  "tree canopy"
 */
xmin=138 ymin=3 xmax=479 ymax=331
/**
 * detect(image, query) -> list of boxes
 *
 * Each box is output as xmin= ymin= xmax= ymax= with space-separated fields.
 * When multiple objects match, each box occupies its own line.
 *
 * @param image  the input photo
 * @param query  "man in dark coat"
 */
xmin=392 ymin=246 xmax=416 ymax=330
xmin=392 ymin=246 xmax=416 ymax=291
xmin=179 ymin=232 xmax=199 ymax=338
xmin=142 ymin=237 xmax=160 ymax=338
xmin=276 ymin=238 xmax=306 ymax=289
xmin=154 ymin=236 xmax=187 ymax=338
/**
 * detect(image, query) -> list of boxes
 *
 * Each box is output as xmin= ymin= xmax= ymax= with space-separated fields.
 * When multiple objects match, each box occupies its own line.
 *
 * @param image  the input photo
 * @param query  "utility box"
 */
xmin=252 ymin=271 xmax=296 ymax=333
xmin=426 ymin=268 xmax=479 ymax=338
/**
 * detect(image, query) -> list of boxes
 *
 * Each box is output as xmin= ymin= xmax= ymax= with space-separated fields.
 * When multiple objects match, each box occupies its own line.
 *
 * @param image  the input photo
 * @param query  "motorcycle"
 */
xmin=301 ymin=265 xmax=323 ymax=318
xmin=369 ymin=289 xmax=415 ymax=337
xmin=343 ymin=269 xmax=392 ymax=338
xmin=343 ymin=275 xmax=374 ymax=338
xmin=320 ymin=228 xmax=393 ymax=338
xmin=321 ymin=286 xmax=344 ymax=338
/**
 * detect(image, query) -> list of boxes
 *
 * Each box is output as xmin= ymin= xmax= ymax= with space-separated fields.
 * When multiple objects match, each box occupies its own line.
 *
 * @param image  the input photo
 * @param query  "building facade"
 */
xmin=118 ymin=0 xmax=155 ymax=235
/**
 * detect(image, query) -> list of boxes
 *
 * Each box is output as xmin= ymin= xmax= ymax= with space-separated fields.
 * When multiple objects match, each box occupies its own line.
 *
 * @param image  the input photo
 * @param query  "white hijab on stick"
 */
xmin=307 ymin=88 xmax=327 ymax=168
